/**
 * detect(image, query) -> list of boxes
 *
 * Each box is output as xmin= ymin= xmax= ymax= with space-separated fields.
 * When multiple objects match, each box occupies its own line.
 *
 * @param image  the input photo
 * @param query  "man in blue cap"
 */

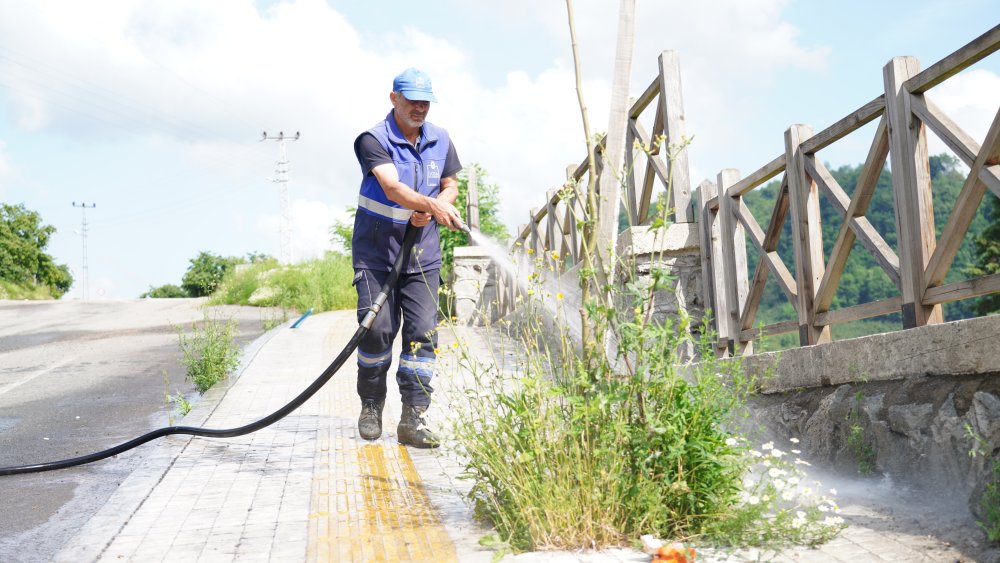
xmin=351 ymin=67 xmax=463 ymax=448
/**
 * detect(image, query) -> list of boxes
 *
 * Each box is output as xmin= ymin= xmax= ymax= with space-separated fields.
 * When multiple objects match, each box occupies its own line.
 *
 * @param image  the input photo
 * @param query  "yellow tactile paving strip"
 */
xmin=307 ymin=326 xmax=458 ymax=563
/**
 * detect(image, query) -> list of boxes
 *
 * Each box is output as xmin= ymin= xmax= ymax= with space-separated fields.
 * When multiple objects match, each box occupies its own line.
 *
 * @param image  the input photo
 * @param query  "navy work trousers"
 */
xmin=354 ymin=268 xmax=439 ymax=407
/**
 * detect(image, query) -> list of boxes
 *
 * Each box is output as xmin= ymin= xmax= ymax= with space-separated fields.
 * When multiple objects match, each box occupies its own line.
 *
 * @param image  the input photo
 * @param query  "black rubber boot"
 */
xmin=358 ymin=399 xmax=384 ymax=440
xmin=397 ymin=404 xmax=439 ymax=449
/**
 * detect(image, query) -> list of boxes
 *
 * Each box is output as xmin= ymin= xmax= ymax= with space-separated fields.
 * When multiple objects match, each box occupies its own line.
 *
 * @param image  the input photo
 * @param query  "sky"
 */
xmin=0 ymin=0 xmax=997 ymax=299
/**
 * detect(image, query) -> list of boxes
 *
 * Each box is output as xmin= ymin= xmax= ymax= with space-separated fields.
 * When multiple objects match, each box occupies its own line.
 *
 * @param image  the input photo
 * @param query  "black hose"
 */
xmin=0 ymin=223 xmax=420 ymax=476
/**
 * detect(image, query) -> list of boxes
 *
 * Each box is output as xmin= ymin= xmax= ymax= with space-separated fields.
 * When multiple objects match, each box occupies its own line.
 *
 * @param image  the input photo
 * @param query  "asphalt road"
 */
xmin=0 ymin=299 xmax=280 ymax=563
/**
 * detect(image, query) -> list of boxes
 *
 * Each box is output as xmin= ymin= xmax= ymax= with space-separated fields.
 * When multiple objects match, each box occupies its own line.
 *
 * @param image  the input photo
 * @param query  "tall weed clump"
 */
xmin=448 ymin=251 xmax=749 ymax=547
xmin=210 ymin=253 xmax=355 ymax=313
xmin=445 ymin=243 xmax=844 ymax=552
xmin=176 ymin=312 xmax=241 ymax=393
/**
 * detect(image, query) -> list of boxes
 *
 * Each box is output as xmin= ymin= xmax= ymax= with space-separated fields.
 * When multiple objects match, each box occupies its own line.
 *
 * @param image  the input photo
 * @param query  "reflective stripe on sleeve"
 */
xmin=358 ymin=194 xmax=414 ymax=223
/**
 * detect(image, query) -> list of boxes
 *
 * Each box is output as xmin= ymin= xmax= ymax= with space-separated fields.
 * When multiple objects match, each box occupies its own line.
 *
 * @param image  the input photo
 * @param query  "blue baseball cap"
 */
xmin=392 ymin=68 xmax=437 ymax=102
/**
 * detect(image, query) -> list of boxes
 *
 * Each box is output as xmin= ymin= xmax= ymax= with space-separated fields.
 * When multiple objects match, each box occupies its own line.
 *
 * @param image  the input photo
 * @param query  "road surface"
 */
xmin=0 ymin=299 xmax=280 ymax=562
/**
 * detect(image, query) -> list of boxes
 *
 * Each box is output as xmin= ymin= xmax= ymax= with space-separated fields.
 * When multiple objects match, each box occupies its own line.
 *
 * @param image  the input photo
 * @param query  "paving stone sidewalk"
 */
xmin=52 ymin=311 xmax=988 ymax=562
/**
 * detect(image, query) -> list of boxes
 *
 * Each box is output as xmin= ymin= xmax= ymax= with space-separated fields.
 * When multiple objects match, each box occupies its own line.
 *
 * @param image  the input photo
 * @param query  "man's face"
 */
xmin=391 ymin=92 xmax=430 ymax=129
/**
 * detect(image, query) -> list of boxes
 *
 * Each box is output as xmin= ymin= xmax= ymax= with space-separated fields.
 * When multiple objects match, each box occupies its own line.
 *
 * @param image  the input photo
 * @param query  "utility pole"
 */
xmin=72 ymin=202 xmax=96 ymax=300
xmin=261 ymin=131 xmax=300 ymax=264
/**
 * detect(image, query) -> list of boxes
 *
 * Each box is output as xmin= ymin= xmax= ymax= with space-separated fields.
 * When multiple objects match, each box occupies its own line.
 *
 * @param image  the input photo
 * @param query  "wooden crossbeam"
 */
xmin=734 ymin=198 xmax=798 ymax=307
xmin=629 ymin=120 xmax=671 ymax=189
xmin=805 ymin=153 xmax=901 ymax=304
xmin=741 ymin=260 xmax=770 ymax=332
xmin=910 ymin=95 xmax=1000 ymax=198
xmin=924 ymin=273 xmax=1000 ymax=305
xmin=726 ymin=154 xmax=786 ymax=198
xmin=904 ymin=24 xmax=1000 ymax=94
xmin=815 ymin=296 xmax=902 ymax=326
xmin=637 ymin=153 xmax=657 ymax=224
xmin=800 ymin=95 xmax=885 ymax=155
xmin=629 ymin=76 xmax=659 ymax=120
xmin=648 ymin=93 xmax=665 ymax=157
xmin=763 ymin=177 xmax=791 ymax=253
xmin=812 ymin=117 xmax=899 ymax=314
xmin=924 ymin=104 xmax=1000 ymax=288
xmin=569 ymin=135 xmax=607 ymax=181
xmin=739 ymin=320 xmax=799 ymax=342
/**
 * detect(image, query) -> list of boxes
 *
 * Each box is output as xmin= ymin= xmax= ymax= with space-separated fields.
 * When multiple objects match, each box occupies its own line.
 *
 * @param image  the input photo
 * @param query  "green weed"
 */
xmin=966 ymin=424 xmax=1000 ymax=543
xmin=846 ymin=391 xmax=877 ymax=475
xmin=175 ymin=313 xmax=241 ymax=394
xmin=161 ymin=369 xmax=193 ymax=425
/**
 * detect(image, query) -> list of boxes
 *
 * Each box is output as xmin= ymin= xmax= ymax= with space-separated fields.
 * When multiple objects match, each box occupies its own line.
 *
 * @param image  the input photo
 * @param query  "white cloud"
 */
xmin=256 ymin=198 xmax=351 ymax=262
xmin=0 ymin=0 xmax=832 ymax=241
xmin=924 ymin=68 xmax=1000 ymax=158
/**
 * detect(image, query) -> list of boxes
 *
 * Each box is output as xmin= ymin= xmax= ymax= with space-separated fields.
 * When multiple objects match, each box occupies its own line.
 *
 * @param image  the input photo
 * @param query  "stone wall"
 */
xmin=614 ymin=224 xmax=705 ymax=335
xmin=450 ymin=246 xmax=497 ymax=326
xmin=734 ymin=314 xmax=1000 ymax=526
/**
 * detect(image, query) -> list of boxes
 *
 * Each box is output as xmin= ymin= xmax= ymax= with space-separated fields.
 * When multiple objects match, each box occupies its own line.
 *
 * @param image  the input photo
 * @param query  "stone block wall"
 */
xmin=450 ymin=246 xmax=496 ymax=326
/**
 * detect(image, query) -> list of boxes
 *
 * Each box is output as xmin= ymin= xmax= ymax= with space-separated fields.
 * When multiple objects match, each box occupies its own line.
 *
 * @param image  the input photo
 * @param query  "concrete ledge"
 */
xmin=615 ymin=223 xmax=700 ymax=256
xmin=738 ymin=313 xmax=1000 ymax=393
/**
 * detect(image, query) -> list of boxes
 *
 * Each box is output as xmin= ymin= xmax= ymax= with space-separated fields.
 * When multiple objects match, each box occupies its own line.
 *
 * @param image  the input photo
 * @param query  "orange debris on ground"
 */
xmin=652 ymin=543 xmax=695 ymax=563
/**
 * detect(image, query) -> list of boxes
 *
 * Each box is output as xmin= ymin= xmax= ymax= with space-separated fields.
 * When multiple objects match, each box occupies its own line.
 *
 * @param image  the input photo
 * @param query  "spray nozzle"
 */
xmin=455 ymin=218 xmax=471 ymax=236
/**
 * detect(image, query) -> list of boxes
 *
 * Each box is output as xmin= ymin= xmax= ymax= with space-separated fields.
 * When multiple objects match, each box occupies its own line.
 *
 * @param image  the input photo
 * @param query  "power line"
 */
xmin=261 ymin=131 xmax=300 ymax=265
xmin=71 ymin=202 xmax=96 ymax=300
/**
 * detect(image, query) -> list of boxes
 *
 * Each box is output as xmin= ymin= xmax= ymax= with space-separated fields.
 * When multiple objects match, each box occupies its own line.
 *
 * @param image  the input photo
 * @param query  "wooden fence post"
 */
xmin=596 ymin=0 xmax=636 ymax=253
xmin=883 ymin=56 xmax=944 ymax=328
xmin=466 ymin=165 xmax=480 ymax=234
xmin=697 ymin=180 xmax=728 ymax=355
xmin=659 ymin=51 xmax=693 ymax=223
xmin=716 ymin=170 xmax=752 ymax=355
xmin=785 ymin=124 xmax=832 ymax=346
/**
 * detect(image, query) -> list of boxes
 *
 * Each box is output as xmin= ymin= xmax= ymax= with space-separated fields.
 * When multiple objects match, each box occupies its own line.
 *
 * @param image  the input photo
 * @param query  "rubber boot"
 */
xmin=358 ymin=399 xmax=384 ymax=440
xmin=397 ymin=404 xmax=439 ymax=449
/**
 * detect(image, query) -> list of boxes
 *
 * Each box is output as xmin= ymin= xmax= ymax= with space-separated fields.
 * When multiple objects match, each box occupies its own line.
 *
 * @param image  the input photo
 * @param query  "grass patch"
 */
xmin=176 ymin=312 xmax=241 ymax=394
xmin=210 ymin=253 xmax=355 ymax=313
xmin=0 ymin=279 xmax=59 ymax=300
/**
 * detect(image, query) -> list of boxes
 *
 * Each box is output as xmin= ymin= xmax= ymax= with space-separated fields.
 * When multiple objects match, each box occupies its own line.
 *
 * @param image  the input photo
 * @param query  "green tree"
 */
xmin=140 ymin=284 xmax=188 ymax=298
xmin=0 ymin=203 xmax=73 ymax=298
xmin=329 ymin=206 xmax=356 ymax=252
xmin=966 ymin=193 xmax=1000 ymax=315
xmin=181 ymin=251 xmax=241 ymax=297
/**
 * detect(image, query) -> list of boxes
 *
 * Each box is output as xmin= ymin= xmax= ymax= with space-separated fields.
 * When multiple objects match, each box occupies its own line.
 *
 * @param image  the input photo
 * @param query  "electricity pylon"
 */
xmin=261 ymin=131 xmax=300 ymax=264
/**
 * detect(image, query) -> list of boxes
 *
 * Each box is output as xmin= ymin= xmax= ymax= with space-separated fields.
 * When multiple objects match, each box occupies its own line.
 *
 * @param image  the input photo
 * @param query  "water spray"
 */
xmin=0 ymin=224 xmax=422 ymax=476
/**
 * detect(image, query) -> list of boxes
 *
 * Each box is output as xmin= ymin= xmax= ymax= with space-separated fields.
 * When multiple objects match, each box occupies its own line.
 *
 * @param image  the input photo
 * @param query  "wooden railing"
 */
xmin=701 ymin=24 xmax=1000 ymax=355
xmin=494 ymin=51 xmax=693 ymax=317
